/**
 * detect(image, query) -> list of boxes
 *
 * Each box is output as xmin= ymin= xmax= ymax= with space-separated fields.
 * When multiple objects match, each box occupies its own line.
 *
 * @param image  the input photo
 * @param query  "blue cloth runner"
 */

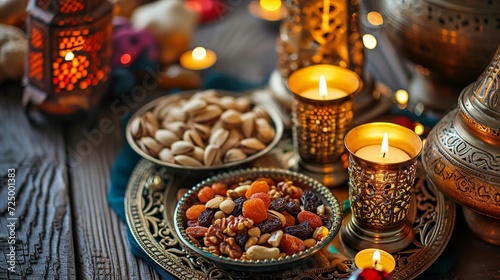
xmin=107 ymin=72 xmax=262 ymax=279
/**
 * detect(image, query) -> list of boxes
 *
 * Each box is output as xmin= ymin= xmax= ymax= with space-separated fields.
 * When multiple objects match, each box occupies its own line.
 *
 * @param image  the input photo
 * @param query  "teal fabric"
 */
xmin=108 ymin=72 xmax=261 ymax=279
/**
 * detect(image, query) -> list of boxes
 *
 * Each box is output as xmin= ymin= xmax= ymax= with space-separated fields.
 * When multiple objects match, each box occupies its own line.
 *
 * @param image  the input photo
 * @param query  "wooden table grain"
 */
xmin=1 ymin=1 xmax=499 ymax=279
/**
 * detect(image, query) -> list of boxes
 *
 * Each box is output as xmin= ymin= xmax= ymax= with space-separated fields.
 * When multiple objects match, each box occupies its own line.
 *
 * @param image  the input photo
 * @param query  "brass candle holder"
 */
xmin=287 ymin=64 xmax=362 ymax=187
xmin=341 ymin=122 xmax=423 ymax=252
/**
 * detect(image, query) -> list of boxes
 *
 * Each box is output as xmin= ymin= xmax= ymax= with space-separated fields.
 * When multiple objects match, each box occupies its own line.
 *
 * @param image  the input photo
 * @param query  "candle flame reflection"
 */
xmin=319 ymin=75 xmax=328 ymax=100
xmin=192 ymin=47 xmax=207 ymax=61
xmin=381 ymin=132 xmax=389 ymax=158
xmin=372 ymin=250 xmax=381 ymax=266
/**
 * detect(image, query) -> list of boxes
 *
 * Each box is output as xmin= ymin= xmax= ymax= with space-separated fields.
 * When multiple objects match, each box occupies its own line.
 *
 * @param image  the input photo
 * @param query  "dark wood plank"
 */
xmin=0 ymin=82 xmax=75 ymax=279
xmin=66 ymin=103 xmax=162 ymax=279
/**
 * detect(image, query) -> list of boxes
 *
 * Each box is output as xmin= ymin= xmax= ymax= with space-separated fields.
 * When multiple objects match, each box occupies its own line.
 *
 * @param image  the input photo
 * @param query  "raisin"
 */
xmin=235 ymin=232 xmax=248 ymax=249
xmin=198 ymin=208 xmax=216 ymax=227
xmin=232 ymin=197 xmax=247 ymax=216
xmin=319 ymin=214 xmax=333 ymax=229
xmin=285 ymin=201 xmax=301 ymax=216
xmin=301 ymin=191 xmax=321 ymax=212
xmin=269 ymin=197 xmax=287 ymax=212
xmin=186 ymin=226 xmax=208 ymax=238
xmin=187 ymin=219 xmax=199 ymax=227
xmin=284 ymin=221 xmax=314 ymax=239
xmin=258 ymin=218 xmax=283 ymax=233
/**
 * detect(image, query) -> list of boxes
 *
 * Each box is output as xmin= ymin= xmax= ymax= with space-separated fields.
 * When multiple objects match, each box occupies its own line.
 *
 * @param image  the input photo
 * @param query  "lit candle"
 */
xmin=354 ymin=249 xmax=396 ymax=273
xmin=298 ymin=75 xmax=348 ymax=101
xmin=355 ymin=132 xmax=410 ymax=164
xmin=179 ymin=46 xmax=217 ymax=70
xmin=248 ymin=0 xmax=286 ymax=22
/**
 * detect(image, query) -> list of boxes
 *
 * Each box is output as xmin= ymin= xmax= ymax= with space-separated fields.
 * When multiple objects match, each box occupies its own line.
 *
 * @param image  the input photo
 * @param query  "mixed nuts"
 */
xmin=130 ymin=90 xmax=277 ymax=167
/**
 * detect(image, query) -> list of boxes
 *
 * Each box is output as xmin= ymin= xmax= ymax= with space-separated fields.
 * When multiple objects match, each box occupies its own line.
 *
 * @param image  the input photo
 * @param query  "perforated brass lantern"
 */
xmin=341 ymin=122 xmax=422 ymax=252
xmin=288 ymin=64 xmax=362 ymax=187
xmin=277 ymin=0 xmax=363 ymax=77
xmin=423 ymin=45 xmax=500 ymax=246
xmin=23 ymin=0 xmax=112 ymax=118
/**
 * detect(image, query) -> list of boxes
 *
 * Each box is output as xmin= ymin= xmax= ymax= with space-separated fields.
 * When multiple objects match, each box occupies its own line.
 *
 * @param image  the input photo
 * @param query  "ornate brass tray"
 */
xmin=125 ymin=155 xmax=455 ymax=279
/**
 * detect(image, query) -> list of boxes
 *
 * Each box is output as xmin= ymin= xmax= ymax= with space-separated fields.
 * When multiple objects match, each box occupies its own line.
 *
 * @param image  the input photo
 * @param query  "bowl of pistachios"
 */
xmin=126 ymin=89 xmax=284 ymax=175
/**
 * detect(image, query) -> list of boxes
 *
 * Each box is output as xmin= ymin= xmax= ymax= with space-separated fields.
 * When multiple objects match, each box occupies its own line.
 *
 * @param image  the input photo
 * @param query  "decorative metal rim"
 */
xmin=174 ymin=167 xmax=343 ymax=271
xmin=125 ymin=159 xmax=456 ymax=280
xmin=125 ymin=90 xmax=284 ymax=174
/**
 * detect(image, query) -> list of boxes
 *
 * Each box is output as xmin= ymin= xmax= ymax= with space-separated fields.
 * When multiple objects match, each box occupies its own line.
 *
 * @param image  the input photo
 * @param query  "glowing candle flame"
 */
xmin=381 ymin=132 xmax=389 ymax=158
xmin=260 ymin=0 xmax=281 ymax=12
xmin=192 ymin=47 xmax=207 ymax=61
xmin=363 ymin=34 xmax=377 ymax=50
xmin=65 ymin=51 xmax=74 ymax=61
xmin=319 ymin=75 xmax=328 ymax=100
xmin=372 ymin=250 xmax=381 ymax=266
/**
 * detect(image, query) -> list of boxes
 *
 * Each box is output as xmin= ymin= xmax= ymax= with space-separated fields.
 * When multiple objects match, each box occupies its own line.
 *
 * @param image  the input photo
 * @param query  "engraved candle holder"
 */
xmin=287 ymin=64 xmax=362 ymax=187
xmin=341 ymin=122 xmax=423 ymax=252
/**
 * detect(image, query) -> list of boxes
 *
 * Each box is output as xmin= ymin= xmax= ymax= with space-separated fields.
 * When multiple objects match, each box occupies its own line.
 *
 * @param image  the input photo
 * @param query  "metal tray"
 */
xmin=125 ymin=151 xmax=455 ymax=279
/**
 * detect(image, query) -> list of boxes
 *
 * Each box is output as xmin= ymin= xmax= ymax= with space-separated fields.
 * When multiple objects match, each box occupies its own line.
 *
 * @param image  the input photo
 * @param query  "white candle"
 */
xmin=355 ymin=132 xmax=410 ymax=164
xmin=299 ymin=75 xmax=348 ymax=100
xmin=179 ymin=46 xmax=217 ymax=70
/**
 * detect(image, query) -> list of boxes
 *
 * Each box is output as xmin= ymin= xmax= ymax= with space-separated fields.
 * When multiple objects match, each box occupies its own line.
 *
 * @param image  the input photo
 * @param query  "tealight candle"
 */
xmin=341 ymin=122 xmax=423 ymax=252
xmin=287 ymin=64 xmax=362 ymax=187
xmin=248 ymin=0 xmax=287 ymax=22
xmin=354 ymin=249 xmax=396 ymax=273
xmin=355 ymin=132 xmax=410 ymax=164
xmin=179 ymin=46 xmax=217 ymax=70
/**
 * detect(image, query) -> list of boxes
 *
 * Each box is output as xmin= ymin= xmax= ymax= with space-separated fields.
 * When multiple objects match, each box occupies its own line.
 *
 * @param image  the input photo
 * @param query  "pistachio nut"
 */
xmin=171 ymin=140 xmax=195 ymax=156
xmin=158 ymin=148 xmax=174 ymax=163
xmin=204 ymin=144 xmax=221 ymax=166
xmin=130 ymin=116 xmax=146 ymax=138
xmin=161 ymin=121 xmax=187 ymax=138
xmin=256 ymin=118 xmax=275 ymax=144
xmin=240 ymin=112 xmax=256 ymax=138
xmin=182 ymin=98 xmax=207 ymax=114
xmin=221 ymin=109 xmax=242 ymax=128
xmin=139 ymin=136 xmax=162 ymax=157
xmin=209 ymin=128 xmax=230 ymax=148
xmin=183 ymin=129 xmax=205 ymax=148
xmin=193 ymin=104 xmax=222 ymax=123
xmin=224 ymin=148 xmax=247 ymax=163
xmin=174 ymin=155 xmax=203 ymax=166
xmin=239 ymin=138 xmax=266 ymax=155
xmin=193 ymin=146 xmax=205 ymax=163
xmin=155 ymin=129 xmax=179 ymax=147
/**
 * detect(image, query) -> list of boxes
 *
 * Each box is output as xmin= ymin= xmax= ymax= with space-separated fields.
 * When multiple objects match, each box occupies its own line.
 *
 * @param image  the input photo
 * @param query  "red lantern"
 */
xmin=23 ymin=0 xmax=112 ymax=118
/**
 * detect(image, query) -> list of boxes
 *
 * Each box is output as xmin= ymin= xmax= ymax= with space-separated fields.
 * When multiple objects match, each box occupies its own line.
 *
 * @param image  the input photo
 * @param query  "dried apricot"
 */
xmin=281 ymin=233 xmax=305 ymax=255
xmin=198 ymin=186 xmax=215 ymax=203
xmin=281 ymin=211 xmax=296 ymax=227
xmin=186 ymin=226 xmax=208 ymax=238
xmin=211 ymin=182 xmax=228 ymax=196
xmin=250 ymin=192 xmax=271 ymax=209
xmin=186 ymin=204 xmax=206 ymax=220
xmin=297 ymin=211 xmax=322 ymax=228
xmin=242 ymin=198 xmax=267 ymax=223
xmin=245 ymin=180 xmax=270 ymax=199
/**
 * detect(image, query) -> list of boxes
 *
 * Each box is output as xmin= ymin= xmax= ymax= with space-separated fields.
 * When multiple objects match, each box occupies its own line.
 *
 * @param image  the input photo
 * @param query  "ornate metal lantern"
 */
xmin=277 ymin=0 xmax=364 ymax=78
xmin=23 ymin=0 xmax=112 ymax=118
xmin=423 ymin=44 xmax=500 ymax=246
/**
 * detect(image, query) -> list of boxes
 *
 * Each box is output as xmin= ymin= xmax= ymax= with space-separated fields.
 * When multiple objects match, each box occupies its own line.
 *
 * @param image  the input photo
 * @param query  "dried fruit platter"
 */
xmin=125 ymin=154 xmax=455 ymax=280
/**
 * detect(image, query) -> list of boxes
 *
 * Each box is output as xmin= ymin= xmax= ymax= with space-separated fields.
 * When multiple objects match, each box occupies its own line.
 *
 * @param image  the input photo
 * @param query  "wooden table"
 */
xmin=1 ymin=1 xmax=499 ymax=279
